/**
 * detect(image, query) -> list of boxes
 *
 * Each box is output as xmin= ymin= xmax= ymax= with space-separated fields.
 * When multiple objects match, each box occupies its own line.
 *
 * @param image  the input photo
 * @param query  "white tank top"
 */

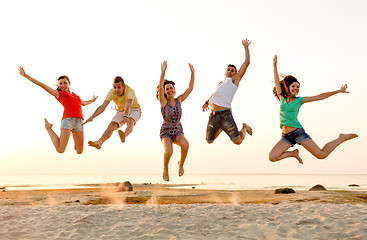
xmin=209 ymin=78 xmax=238 ymax=108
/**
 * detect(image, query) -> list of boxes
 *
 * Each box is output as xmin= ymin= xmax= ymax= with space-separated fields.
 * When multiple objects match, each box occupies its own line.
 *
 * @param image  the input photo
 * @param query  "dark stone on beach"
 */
xmin=274 ymin=188 xmax=295 ymax=194
xmin=117 ymin=181 xmax=133 ymax=192
xmin=348 ymin=184 xmax=360 ymax=187
xmin=75 ymin=200 xmax=80 ymax=202
xmin=309 ymin=184 xmax=327 ymax=191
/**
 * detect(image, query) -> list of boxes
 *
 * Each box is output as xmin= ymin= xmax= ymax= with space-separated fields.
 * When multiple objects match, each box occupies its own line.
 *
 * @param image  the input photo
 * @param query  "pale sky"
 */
xmin=1 ymin=0 xmax=366 ymax=176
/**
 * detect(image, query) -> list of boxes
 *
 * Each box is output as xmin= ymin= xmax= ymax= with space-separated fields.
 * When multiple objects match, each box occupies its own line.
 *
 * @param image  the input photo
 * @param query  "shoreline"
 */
xmin=1 ymin=184 xmax=367 ymax=206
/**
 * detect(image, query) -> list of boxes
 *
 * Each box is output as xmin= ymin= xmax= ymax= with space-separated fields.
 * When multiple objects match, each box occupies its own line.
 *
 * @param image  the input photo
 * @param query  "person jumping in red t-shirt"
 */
xmin=18 ymin=66 xmax=97 ymax=154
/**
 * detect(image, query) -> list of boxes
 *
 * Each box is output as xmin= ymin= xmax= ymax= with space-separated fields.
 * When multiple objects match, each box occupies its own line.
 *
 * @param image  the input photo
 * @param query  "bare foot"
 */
xmin=293 ymin=149 xmax=303 ymax=164
xmin=44 ymin=118 xmax=53 ymax=130
xmin=339 ymin=133 xmax=358 ymax=142
xmin=88 ymin=141 xmax=101 ymax=150
xmin=178 ymin=161 xmax=184 ymax=177
xmin=243 ymin=123 xmax=253 ymax=136
xmin=163 ymin=168 xmax=169 ymax=181
xmin=118 ymin=130 xmax=125 ymax=143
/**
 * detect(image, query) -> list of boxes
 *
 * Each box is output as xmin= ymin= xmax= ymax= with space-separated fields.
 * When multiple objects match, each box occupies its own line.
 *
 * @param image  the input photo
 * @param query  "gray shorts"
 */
xmin=112 ymin=108 xmax=141 ymax=127
xmin=60 ymin=117 xmax=83 ymax=132
xmin=206 ymin=109 xmax=240 ymax=143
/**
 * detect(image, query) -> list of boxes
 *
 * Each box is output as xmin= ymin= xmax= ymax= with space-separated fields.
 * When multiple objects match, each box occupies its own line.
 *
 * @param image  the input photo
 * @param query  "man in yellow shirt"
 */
xmin=83 ymin=76 xmax=141 ymax=149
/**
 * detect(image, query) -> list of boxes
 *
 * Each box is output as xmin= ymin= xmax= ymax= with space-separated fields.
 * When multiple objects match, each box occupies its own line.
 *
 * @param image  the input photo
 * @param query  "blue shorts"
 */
xmin=281 ymin=128 xmax=311 ymax=146
xmin=206 ymin=109 xmax=240 ymax=143
xmin=60 ymin=117 xmax=83 ymax=132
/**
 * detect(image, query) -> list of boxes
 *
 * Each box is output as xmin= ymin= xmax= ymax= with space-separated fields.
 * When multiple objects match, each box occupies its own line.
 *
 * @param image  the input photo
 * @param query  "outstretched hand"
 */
xmin=339 ymin=84 xmax=349 ymax=93
xmin=82 ymin=117 xmax=93 ymax=125
xmin=188 ymin=63 xmax=195 ymax=74
xmin=202 ymin=102 xmax=209 ymax=112
xmin=91 ymin=95 xmax=98 ymax=102
xmin=18 ymin=66 xmax=26 ymax=77
xmin=273 ymin=55 xmax=277 ymax=66
xmin=242 ymin=39 xmax=251 ymax=48
xmin=161 ymin=61 xmax=167 ymax=72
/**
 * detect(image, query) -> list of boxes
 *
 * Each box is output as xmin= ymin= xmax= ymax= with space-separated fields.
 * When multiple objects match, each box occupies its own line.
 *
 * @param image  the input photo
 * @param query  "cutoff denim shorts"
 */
xmin=60 ymin=117 xmax=83 ymax=132
xmin=281 ymin=128 xmax=311 ymax=146
xmin=206 ymin=109 xmax=240 ymax=142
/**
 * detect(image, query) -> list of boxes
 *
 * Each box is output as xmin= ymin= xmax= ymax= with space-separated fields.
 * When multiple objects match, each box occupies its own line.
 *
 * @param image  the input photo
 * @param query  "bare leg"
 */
xmin=118 ymin=118 xmax=135 ymax=143
xmin=301 ymin=133 xmax=358 ymax=159
xmin=233 ymin=123 xmax=253 ymax=145
xmin=269 ymin=140 xmax=303 ymax=164
xmin=174 ymin=135 xmax=189 ymax=177
xmin=161 ymin=138 xmax=173 ymax=181
xmin=72 ymin=131 xmax=84 ymax=154
xmin=44 ymin=118 xmax=71 ymax=153
xmin=88 ymin=122 xmax=119 ymax=149
xmin=124 ymin=118 xmax=135 ymax=138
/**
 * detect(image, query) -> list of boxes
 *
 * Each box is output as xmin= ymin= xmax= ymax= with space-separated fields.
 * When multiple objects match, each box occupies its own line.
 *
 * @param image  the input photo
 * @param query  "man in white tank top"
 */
xmin=202 ymin=39 xmax=253 ymax=145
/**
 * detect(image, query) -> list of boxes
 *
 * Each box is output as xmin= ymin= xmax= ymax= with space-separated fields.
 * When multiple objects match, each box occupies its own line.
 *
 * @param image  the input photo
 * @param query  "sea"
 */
xmin=0 ymin=174 xmax=366 ymax=191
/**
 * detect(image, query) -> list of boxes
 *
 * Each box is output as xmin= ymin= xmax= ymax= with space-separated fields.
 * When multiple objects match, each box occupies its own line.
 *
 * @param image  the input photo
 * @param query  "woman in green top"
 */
xmin=269 ymin=55 xmax=358 ymax=164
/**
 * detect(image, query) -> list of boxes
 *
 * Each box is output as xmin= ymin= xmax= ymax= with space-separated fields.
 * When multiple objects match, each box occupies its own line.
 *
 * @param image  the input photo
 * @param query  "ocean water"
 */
xmin=0 ymin=174 xmax=366 ymax=191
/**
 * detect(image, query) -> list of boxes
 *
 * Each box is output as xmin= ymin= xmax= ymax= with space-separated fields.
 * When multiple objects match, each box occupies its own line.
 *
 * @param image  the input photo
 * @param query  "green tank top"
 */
xmin=279 ymin=96 xmax=303 ymax=129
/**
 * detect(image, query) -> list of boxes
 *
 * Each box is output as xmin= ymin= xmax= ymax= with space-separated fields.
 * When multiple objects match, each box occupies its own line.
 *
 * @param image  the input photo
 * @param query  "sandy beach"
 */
xmin=1 ymin=184 xmax=367 ymax=239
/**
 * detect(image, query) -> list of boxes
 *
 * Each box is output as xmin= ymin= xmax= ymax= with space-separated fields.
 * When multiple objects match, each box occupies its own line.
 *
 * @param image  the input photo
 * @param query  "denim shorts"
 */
xmin=281 ymin=128 xmax=311 ymax=146
xmin=60 ymin=117 xmax=83 ymax=132
xmin=206 ymin=109 xmax=240 ymax=142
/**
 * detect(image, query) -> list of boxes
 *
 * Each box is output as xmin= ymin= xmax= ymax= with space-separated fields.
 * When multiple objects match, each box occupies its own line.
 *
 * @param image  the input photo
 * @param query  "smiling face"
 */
xmin=164 ymin=83 xmax=176 ymax=98
xmin=57 ymin=77 xmax=70 ymax=92
xmin=113 ymin=82 xmax=125 ymax=96
xmin=225 ymin=66 xmax=237 ymax=78
xmin=288 ymin=81 xmax=300 ymax=97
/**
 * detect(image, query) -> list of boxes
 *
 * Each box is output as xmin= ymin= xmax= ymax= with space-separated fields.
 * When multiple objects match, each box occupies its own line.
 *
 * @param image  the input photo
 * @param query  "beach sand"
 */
xmin=1 ymin=184 xmax=367 ymax=239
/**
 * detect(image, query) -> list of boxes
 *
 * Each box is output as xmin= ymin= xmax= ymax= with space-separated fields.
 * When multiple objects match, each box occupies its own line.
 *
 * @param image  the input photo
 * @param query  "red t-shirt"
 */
xmin=56 ymin=91 xmax=83 ymax=120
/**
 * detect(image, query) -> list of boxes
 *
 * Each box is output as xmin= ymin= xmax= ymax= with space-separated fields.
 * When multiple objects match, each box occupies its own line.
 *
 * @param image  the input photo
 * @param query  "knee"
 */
xmin=108 ymin=122 xmax=118 ymax=131
xmin=268 ymin=154 xmax=277 ymax=162
xmin=164 ymin=149 xmax=173 ymax=157
xmin=232 ymin=138 xmax=243 ymax=145
xmin=206 ymin=138 xmax=214 ymax=144
xmin=181 ymin=141 xmax=189 ymax=151
xmin=315 ymin=154 xmax=327 ymax=160
xmin=127 ymin=119 xmax=135 ymax=126
xmin=56 ymin=149 xmax=66 ymax=154
xmin=233 ymin=140 xmax=242 ymax=145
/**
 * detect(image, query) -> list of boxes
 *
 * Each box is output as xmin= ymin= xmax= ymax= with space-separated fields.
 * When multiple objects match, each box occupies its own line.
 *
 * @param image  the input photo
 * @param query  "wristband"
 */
xmin=123 ymin=116 xmax=129 ymax=119
xmin=205 ymin=100 xmax=209 ymax=105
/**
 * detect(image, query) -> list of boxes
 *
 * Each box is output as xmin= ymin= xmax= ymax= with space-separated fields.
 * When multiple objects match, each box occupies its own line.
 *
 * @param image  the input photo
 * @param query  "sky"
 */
xmin=0 ymin=0 xmax=366 ymax=177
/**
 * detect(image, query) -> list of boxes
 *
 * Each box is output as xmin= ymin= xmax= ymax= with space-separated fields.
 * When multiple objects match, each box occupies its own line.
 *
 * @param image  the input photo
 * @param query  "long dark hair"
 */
xmin=56 ymin=75 xmax=70 ymax=91
xmin=156 ymin=80 xmax=175 ymax=99
xmin=273 ymin=75 xmax=300 ymax=100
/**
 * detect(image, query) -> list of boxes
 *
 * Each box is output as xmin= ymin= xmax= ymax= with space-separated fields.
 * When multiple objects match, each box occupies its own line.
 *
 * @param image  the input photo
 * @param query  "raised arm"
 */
xmin=177 ymin=63 xmax=195 ymax=103
xmin=81 ymin=95 xmax=98 ymax=106
xmin=158 ymin=61 xmax=168 ymax=107
xmin=273 ymin=55 xmax=282 ymax=99
xmin=83 ymin=100 xmax=110 ymax=125
xmin=302 ymin=84 xmax=349 ymax=104
xmin=18 ymin=66 xmax=59 ymax=98
xmin=233 ymin=39 xmax=251 ymax=86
